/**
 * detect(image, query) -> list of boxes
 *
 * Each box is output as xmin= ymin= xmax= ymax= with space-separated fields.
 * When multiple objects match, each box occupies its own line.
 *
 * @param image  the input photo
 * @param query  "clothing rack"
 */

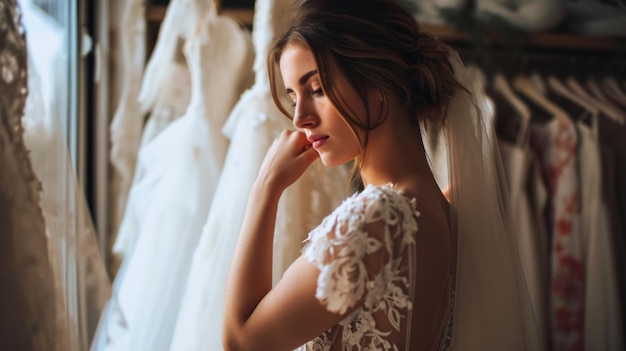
xmin=145 ymin=1 xmax=626 ymax=83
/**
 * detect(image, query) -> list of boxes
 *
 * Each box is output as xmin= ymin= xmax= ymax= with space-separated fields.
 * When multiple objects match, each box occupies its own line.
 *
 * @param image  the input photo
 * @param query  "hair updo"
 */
xmin=268 ymin=0 xmax=465 ymax=141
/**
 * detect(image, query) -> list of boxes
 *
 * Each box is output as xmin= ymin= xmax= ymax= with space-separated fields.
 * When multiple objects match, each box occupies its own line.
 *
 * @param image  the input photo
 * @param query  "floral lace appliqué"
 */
xmin=298 ymin=184 xmax=421 ymax=351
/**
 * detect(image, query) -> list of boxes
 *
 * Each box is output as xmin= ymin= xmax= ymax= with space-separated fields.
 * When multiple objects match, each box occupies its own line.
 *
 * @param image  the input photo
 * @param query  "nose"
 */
xmin=292 ymin=100 xmax=318 ymax=130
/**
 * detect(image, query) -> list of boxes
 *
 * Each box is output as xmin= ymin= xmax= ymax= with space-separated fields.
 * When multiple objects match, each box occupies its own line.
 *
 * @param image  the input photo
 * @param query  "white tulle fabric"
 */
xmin=168 ymin=1 xmax=350 ymax=350
xmin=20 ymin=2 xmax=111 ymax=349
xmin=136 ymin=0 xmax=209 ymax=114
xmin=111 ymin=0 xmax=209 ymax=259
xmin=423 ymin=51 xmax=543 ymax=351
xmin=108 ymin=0 xmax=146 ymax=242
xmin=111 ymin=11 xmax=254 ymax=258
xmin=91 ymin=10 xmax=254 ymax=351
xmin=296 ymin=184 xmax=420 ymax=351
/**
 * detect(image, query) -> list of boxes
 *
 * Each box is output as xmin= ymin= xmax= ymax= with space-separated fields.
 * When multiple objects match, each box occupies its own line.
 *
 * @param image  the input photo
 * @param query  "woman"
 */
xmin=223 ymin=0 xmax=541 ymax=350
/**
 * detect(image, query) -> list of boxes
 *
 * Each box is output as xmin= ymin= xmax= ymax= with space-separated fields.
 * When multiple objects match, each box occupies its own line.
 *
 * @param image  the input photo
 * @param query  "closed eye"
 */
xmin=288 ymin=88 xmax=323 ymax=107
xmin=288 ymin=92 xmax=297 ymax=107
xmin=312 ymin=88 xmax=324 ymax=97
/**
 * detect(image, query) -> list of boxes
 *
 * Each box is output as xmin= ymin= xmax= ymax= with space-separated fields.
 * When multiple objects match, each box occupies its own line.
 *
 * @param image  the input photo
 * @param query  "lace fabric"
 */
xmin=16 ymin=1 xmax=113 ymax=348
xmin=0 ymin=0 xmax=108 ymax=351
xmin=0 ymin=1 xmax=68 ymax=349
xmin=297 ymin=184 xmax=424 ymax=351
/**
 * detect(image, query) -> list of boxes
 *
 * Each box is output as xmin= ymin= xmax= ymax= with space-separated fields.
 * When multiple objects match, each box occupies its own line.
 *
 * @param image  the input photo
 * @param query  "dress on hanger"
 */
xmin=529 ymin=116 xmax=584 ymax=351
xmin=91 ymin=12 xmax=254 ymax=351
xmin=112 ymin=0 xmax=208 ymax=260
xmin=491 ymin=75 xmax=550 ymax=347
xmin=137 ymin=53 xmax=191 ymax=148
xmin=138 ymin=3 xmax=226 ymax=148
xmin=498 ymin=139 xmax=549 ymax=350
xmin=598 ymin=116 xmax=626 ymax=340
xmin=21 ymin=2 xmax=111 ymax=349
xmin=168 ymin=0 xmax=350 ymax=349
xmin=577 ymin=121 xmax=623 ymax=351
xmin=113 ymin=10 xmax=254 ymax=262
xmin=136 ymin=0 xmax=209 ymax=113
xmin=0 ymin=1 xmax=68 ymax=349
xmin=108 ymin=0 xmax=146 ymax=249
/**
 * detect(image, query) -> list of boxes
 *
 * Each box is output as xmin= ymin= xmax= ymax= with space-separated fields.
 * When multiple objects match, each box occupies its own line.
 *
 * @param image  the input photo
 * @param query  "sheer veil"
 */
xmin=422 ymin=50 xmax=543 ymax=350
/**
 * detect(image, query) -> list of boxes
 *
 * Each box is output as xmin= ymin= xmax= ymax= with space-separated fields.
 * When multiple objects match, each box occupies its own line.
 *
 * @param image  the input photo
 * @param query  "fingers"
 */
xmin=297 ymin=143 xmax=319 ymax=164
xmin=259 ymin=130 xmax=318 ymax=189
xmin=287 ymin=131 xmax=319 ymax=164
xmin=277 ymin=129 xmax=311 ymax=154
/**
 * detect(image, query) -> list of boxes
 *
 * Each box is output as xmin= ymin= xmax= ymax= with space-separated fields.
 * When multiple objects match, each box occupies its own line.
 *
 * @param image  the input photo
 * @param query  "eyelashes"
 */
xmin=289 ymin=87 xmax=324 ymax=107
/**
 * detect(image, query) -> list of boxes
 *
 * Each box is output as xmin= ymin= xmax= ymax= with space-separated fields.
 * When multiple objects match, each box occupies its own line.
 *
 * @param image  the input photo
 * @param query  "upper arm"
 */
xmin=226 ymin=209 xmax=389 ymax=351
xmin=226 ymin=255 xmax=344 ymax=351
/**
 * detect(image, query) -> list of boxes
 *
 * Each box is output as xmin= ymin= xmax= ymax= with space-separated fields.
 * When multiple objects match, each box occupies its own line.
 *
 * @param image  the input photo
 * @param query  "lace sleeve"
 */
xmin=302 ymin=186 xmax=410 ymax=315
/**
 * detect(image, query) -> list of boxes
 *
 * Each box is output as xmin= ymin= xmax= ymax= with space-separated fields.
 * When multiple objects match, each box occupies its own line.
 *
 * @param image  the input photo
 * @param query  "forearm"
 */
xmin=223 ymin=179 xmax=282 ymax=344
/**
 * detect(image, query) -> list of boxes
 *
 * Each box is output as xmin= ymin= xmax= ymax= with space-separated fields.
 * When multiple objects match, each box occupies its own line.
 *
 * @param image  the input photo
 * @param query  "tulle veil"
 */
xmin=420 ymin=49 xmax=543 ymax=351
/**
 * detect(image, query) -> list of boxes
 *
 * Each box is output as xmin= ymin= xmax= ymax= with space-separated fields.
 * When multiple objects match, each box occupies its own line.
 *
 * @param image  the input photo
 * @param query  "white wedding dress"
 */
xmin=112 ymin=0 xmax=211 ymax=260
xmin=168 ymin=0 xmax=350 ymax=349
xmin=20 ymin=2 xmax=111 ymax=349
xmin=91 ymin=10 xmax=254 ymax=351
xmin=1 ymin=1 xmax=68 ymax=349
xmin=108 ymin=0 xmax=146 ymax=244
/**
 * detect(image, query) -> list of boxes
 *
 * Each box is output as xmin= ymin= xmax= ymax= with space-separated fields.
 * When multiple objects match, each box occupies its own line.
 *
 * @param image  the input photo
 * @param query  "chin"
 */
xmin=319 ymin=154 xmax=352 ymax=168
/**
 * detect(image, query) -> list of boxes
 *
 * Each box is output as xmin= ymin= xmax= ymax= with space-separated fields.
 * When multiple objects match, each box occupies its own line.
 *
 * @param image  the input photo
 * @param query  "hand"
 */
xmin=256 ymin=129 xmax=319 ymax=193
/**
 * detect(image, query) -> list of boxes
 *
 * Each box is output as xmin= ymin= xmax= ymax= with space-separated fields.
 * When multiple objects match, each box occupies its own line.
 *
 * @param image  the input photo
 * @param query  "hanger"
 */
xmin=493 ymin=74 xmax=531 ymax=145
xmin=513 ymin=75 xmax=569 ymax=123
xmin=568 ymin=76 xmax=625 ymax=124
xmin=602 ymin=76 xmax=626 ymax=108
xmin=530 ymin=71 xmax=547 ymax=96
xmin=587 ymin=77 xmax=624 ymax=111
xmin=197 ymin=0 xmax=218 ymax=31
xmin=546 ymin=75 xmax=599 ymax=122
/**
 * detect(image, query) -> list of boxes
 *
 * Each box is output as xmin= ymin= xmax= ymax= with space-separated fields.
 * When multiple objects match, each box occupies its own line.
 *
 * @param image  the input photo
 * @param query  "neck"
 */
xmin=359 ymin=117 xmax=438 ymax=194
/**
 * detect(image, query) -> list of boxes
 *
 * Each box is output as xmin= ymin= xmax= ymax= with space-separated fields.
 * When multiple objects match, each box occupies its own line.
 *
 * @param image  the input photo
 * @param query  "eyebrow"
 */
xmin=285 ymin=69 xmax=318 ymax=94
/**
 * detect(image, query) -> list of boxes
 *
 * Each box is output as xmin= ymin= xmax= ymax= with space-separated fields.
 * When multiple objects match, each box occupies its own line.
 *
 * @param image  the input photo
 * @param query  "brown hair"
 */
xmin=268 ymin=0 xmax=464 ymax=171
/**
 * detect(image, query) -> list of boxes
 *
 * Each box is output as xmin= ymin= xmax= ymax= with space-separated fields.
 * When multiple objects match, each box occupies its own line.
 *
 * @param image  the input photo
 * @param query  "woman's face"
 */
xmin=279 ymin=41 xmax=363 ymax=167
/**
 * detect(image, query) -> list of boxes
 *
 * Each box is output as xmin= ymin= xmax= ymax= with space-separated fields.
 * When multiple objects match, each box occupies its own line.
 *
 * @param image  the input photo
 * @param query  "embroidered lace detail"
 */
xmin=299 ymin=184 xmax=421 ymax=350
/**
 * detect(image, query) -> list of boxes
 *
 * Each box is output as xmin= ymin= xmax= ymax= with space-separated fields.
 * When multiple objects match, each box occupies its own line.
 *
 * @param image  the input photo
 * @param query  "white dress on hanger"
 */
xmin=1 ymin=1 xmax=69 ymax=349
xmin=113 ymin=16 xmax=254 ymax=256
xmin=112 ymin=0 xmax=209 ymax=260
xmin=21 ymin=2 xmax=111 ymax=349
xmin=136 ymin=0 xmax=209 ymax=114
xmin=91 ymin=12 xmax=254 ymax=351
xmin=137 ymin=55 xmax=190 ymax=148
xmin=108 ymin=0 xmax=146 ymax=243
xmin=498 ymin=140 xmax=549 ymax=349
xmin=168 ymin=0 xmax=350 ymax=349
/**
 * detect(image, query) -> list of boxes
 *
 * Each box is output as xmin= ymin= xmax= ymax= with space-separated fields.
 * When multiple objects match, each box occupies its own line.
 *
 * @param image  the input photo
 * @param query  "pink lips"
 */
xmin=307 ymin=134 xmax=329 ymax=149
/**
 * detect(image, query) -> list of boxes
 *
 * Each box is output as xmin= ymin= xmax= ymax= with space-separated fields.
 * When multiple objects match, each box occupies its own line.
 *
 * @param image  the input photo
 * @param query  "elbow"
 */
xmin=222 ymin=338 xmax=238 ymax=351
xmin=222 ymin=327 xmax=246 ymax=351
